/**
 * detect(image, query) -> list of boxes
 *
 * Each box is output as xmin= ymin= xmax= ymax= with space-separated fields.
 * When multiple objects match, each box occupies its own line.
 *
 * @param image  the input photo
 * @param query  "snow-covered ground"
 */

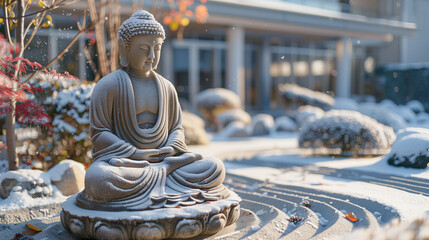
xmin=1 ymin=132 xmax=428 ymax=239
xmin=192 ymin=133 xmax=429 ymax=225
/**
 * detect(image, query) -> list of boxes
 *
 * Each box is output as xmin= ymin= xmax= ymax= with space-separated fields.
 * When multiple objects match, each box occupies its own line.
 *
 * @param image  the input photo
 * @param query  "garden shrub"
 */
xmin=18 ymin=75 xmax=94 ymax=169
xmin=358 ymin=103 xmax=406 ymax=132
xmin=299 ymin=110 xmax=395 ymax=156
xmin=182 ymin=111 xmax=210 ymax=145
xmin=279 ymin=83 xmax=334 ymax=110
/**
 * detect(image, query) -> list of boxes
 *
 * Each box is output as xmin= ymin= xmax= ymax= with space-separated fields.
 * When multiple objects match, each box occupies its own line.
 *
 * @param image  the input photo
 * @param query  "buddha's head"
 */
xmin=118 ymin=10 xmax=165 ymax=76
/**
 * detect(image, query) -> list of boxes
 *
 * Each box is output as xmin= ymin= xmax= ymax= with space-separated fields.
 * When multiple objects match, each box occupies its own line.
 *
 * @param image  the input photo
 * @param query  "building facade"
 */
xmin=28 ymin=0 xmax=427 ymax=112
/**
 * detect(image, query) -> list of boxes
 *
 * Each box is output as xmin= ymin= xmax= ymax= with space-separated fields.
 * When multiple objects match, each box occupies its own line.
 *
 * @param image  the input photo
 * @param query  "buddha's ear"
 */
xmin=119 ymin=39 xmax=128 ymax=68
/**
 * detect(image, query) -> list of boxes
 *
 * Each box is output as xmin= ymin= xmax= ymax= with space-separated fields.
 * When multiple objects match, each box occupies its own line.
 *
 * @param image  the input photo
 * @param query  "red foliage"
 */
xmin=0 ymin=34 xmax=76 ymax=130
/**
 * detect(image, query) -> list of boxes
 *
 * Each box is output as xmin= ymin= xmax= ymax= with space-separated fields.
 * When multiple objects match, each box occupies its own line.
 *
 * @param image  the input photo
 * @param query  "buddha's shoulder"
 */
xmin=93 ymin=70 xmax=124 ymax=94
xmin=155 ymin=73 xmax=176 ymax=91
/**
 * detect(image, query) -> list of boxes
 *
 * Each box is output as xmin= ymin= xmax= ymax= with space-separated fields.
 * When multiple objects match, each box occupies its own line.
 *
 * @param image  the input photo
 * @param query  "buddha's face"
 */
xmin=124 ymin=34 xmax=163 ymax=76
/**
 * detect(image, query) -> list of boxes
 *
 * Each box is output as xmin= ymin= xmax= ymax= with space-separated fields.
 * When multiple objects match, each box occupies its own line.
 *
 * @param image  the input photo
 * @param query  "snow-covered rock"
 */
xmin=406 ymin=99 xmax=425 ymax=114
xmin=358 ymin=103 xmax=406 ymax=132
xmin=341 ymin=215 xmax=429 ymax=240
xmin=47 ymin=160 xmax=85 ymax=196
xmin=0 ymin=170 xmax=53 ymax=199
xmin=196 ymin=88 xmax=241 ymax=130
xmin=333 ymin=97 xmax=358 ymax=111
xmin=217 ymin=121 xmax=250 ymax=138
xmin=299 ymin=110 xmax=395 ymax=156
xmin=279 ymin=83 xmax=334 ymax=110
xmin=295 ymin=105 xmax=325 ymax=126
xmin=250 ymin=114 xmax=275 ymax=136
xmin=396 ymin=128 xmax=429 ymax=140
xmin=275 ymin=116 xmax=297 ymax=132
xmin=196 ymin=88 xmax=241 ymax=110
xmin=217 ymin=109 xmax=251 ymax=131
xmin=385 ymin=131 xmax=429 ymax=169
xmin=182 ymin=111 xmax=210 ymax=145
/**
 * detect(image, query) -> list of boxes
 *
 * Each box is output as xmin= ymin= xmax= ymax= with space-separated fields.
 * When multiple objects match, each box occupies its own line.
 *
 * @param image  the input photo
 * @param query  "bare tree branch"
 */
xmin=88 ymin=0 xmax=109 ymax=76
xmin=3 ymin=0 xmax=14 ymax=44
xmin=24 ymin=11 xmax=47 ymax=50
xmin=3 ymin=0 xmax=78 ymax=20
xmin=82 ymin=44 xmax=101 ymax=82
xmin=24 ymin=16 xmax=96 ymax=83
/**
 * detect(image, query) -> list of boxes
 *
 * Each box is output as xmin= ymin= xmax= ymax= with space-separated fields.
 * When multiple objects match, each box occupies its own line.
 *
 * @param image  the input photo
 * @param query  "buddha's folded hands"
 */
xmin=109 ymin=158 xmax=150 ymax=168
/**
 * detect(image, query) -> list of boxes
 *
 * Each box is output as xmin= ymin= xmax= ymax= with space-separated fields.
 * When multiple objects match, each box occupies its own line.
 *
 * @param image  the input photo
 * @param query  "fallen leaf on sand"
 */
xmin=345 ymin=212 xmax=359 ymax=222
xmin=26 ymin=222 xmax=42 ymax=232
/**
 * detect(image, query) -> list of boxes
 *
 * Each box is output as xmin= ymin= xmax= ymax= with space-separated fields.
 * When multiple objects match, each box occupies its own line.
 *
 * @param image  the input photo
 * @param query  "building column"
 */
xmin=161 ymin=40 xmax=174 ymax=83
xmin=189 ymin=46 xmax=199 ymax=111
xmin=260 ymin=38 xmax=271 ymax=111
xmin=226 ymin=26 xmax=245 ymax=107
xmin=336 ymin=37 xmax=353 ymax=98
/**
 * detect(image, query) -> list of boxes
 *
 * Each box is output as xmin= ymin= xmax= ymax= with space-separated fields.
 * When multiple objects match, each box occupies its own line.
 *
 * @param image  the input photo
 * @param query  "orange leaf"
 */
xmin=163 ymin=16 xmax=173 ymax=25
xmin=345 ymin=212 xmax=359 ymax=222
xmin=185 ymin=10 xmax=193 ymax=17
xmin=26 ymin=222 xmax=42 ymax=232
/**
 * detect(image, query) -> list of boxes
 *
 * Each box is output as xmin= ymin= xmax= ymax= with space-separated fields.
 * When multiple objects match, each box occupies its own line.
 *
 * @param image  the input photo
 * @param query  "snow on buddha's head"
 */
xmin=118 ymin=10 xmax=166 ymax=50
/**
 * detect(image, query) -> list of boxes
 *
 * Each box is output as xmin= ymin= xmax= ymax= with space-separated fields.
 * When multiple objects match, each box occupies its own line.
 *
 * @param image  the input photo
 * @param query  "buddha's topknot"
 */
xmin=118 ymin=10 xmax=165 ymax=49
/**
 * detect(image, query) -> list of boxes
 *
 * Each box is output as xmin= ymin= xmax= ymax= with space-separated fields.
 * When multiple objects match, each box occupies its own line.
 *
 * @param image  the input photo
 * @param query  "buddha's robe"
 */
xmin=76 ymin=69 xmax=229 ymax=211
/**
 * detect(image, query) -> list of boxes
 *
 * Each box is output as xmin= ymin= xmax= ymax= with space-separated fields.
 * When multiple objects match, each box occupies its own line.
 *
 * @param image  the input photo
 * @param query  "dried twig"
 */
xmin=82 ymin=44 xmax=101 ymax=82
xmin=88 ymin=0 xmax=109 ymax=76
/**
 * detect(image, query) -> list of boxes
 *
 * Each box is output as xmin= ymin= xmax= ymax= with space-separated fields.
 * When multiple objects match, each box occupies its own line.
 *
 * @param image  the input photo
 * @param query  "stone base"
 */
xmin=60 ymin=191 xmax=241 ymax=240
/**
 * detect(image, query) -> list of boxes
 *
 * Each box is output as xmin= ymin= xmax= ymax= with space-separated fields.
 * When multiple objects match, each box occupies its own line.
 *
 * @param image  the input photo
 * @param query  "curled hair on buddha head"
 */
xmin=118 ymin=10 xmax=166 ymax=50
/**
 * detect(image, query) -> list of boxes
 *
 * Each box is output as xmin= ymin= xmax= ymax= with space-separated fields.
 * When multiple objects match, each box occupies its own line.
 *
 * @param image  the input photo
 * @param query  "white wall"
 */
xmin=401 ymin=0 xmax=429 ymax=63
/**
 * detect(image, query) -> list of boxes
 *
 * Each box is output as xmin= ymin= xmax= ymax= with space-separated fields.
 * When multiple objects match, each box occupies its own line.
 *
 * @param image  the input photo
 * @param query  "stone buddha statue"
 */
xmin=76 ymin=10 xmax=229 ymax=211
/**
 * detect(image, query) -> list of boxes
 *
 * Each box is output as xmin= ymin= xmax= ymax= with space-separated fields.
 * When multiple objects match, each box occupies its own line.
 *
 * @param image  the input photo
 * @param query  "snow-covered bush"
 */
xmin=19 ymin=78 xmax=94 ymax=168
xmin=358 ymin=103 xmax=406 ymax=132
xmin=294 ymin=105 xmax=325 ymax=126
xmin=379 ymin=99 xmax=416 ymax=123
xmin=217 ymin=109 xmax=251 ymax=131
xmin=279 ymin=83 xmax=334 ymax=110
xmin=333 ymin=97 xmax=358 ymax=111
xmin=406 ymin=99 xmax=425 ymax=114
xmin=250 ymin=114 xmax=275 ymax=136
xmin=49 ymin=83 xmax=94 ymax=165
xmin=385 ymin=128 xmax=429 ymax=168
xmin=196 ymin=88 xmax=241 ymax=131
xmin=299 ymin=110 xmax=395 ymax=156
xmin=415 ymin=112 xmax=429 ymax=124
xmin=182 ymin=111 xmax=210 ymax=145
xmin=275 ymin=116 xmax=297 ymax=132
xmin=393 ymin=105 xmax=416 ymax=123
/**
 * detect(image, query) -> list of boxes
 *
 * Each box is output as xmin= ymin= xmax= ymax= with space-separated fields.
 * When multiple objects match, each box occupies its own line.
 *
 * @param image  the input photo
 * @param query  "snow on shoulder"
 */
xmin=299 ymin=110 xmax=395 ymax=156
